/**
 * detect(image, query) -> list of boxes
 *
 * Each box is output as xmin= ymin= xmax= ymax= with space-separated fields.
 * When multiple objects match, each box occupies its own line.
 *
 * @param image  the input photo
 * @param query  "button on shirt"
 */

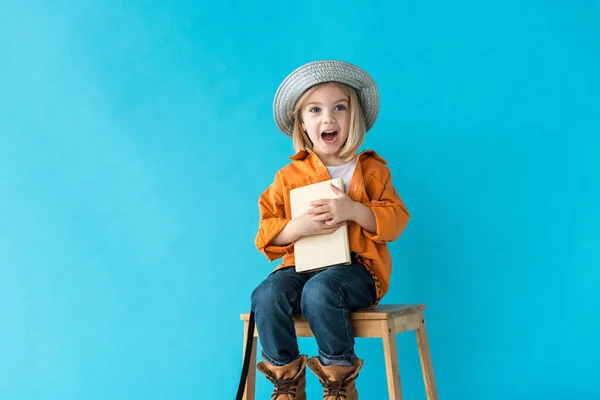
xmin=255 ymin=148 xmax=410 ymax=301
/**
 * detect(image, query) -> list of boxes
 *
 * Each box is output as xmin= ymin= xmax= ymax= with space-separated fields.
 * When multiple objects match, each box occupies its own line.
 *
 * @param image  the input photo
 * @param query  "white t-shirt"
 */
xmin=326 ymin=156 xmax=358 ymax=193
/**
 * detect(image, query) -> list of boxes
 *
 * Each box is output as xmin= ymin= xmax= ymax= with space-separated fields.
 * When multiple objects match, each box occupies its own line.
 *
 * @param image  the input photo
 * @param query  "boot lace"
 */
xmin=321 ymin=374 xmax=358 ymax=399
xmin=266 ymin=369 xmax=305 ymax=399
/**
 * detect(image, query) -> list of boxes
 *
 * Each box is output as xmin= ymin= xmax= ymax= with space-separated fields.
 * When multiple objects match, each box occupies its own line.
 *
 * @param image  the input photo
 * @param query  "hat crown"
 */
xmin=273 ymin=60 xmax=379 ymax=137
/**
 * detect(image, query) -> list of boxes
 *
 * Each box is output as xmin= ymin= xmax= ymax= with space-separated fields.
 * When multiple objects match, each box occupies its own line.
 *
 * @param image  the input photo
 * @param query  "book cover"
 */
xmin=290 ymin=178 xmax=352 ymax=273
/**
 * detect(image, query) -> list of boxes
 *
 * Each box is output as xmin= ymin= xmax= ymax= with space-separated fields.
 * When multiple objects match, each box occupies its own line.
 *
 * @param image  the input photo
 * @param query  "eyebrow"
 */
xmin=305 ymin=98 xmax=349 ymax=107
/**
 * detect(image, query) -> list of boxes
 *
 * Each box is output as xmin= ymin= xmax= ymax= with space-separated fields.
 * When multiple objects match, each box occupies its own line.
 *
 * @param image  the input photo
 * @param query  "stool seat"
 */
xmin=240 ymin=304 xmax=437 ymax=399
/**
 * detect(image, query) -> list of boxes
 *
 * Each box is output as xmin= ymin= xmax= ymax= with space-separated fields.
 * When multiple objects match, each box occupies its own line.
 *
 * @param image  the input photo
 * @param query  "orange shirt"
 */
xmin=255 ymin=148 xmax=410 ymax=302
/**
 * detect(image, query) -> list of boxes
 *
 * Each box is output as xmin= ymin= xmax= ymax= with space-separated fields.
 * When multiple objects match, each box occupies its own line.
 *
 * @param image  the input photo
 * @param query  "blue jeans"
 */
xmin=250 ymin=262 xmax=377 ymax=367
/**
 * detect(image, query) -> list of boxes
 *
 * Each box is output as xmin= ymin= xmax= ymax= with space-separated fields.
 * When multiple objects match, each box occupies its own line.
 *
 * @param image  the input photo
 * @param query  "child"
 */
xmin=252 ymin=60 xmax=410 ymax=400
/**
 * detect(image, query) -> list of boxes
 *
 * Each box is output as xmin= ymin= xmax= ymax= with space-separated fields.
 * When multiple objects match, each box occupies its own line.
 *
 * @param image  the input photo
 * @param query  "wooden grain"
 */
xmin=382 ymin=319 xmax=402 ymax=399
xmin=239 ymin=304 xmax=435 ymax=400
xmin=240 ymin=304 xmax=426 ymax=322
xmin=416 ymin=318 xmax=438 ymax=400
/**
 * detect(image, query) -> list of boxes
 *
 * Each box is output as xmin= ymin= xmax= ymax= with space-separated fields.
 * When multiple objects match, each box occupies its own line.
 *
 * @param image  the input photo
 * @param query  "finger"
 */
xmin=330 ymin=184 xmax=347 ymax=197
xmin=322 ymin=226 xmax=340 ymax=234
xmin=327 ymin=222 xmax=344 ymax=232
xmin=310 ymin=199 xmax=331 ymax=207
xmin=325 ymin=217 xmax=343 ymax=226
xmin=330 ymin=183 xmax=343 ymax=193
xmin=325 ymin=218 xmax=347 ymax=227
xmin=312 ymin=213 xmax=332 ymax=222
xmin=308 ymin=205 xmax=329 ymax=215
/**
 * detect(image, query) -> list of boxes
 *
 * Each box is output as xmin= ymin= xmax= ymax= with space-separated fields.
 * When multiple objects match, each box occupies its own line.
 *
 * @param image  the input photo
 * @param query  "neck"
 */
xmin=314 ymin=151 xmax=354 ymax=167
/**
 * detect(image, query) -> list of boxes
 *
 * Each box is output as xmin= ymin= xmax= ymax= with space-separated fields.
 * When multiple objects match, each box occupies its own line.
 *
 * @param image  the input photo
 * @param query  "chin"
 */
xmin=318 ymin=145 xmax=341 ymax=155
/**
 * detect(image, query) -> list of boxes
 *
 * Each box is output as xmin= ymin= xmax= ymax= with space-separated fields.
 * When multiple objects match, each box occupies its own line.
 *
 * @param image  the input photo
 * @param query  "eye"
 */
xmin=335 ymin=104 xmax=347 ymax=111
xmin=309 ymin=107 xmax=321 ymax=113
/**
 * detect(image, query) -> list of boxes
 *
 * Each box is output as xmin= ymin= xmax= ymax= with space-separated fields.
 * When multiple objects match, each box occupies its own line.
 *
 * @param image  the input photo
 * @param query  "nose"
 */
xmin=322 ymin=110 xmax=336 ymax=124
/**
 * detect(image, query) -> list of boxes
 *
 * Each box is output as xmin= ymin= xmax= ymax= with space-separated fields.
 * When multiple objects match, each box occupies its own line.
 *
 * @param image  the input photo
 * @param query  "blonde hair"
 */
xmin=291 ymin=82 xmax=366 ymax=162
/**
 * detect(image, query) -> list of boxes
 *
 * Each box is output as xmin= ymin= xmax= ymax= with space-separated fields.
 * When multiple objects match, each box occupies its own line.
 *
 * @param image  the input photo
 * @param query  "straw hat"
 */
xmin=273 ymin=60 xmax=379 ymax=137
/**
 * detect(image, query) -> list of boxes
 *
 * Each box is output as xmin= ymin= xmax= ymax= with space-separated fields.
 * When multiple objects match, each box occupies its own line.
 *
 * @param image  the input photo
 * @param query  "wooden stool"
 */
xmin=240 ymin=304 xmax=437 ymax=400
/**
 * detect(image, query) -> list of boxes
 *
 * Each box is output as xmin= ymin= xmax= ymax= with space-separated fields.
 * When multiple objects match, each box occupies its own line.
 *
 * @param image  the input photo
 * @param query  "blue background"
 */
xmin=1 ymin=1 xmax=599 ymax=399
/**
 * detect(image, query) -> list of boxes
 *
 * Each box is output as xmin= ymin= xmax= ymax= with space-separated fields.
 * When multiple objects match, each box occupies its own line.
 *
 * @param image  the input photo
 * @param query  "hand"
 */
xmin=308 ymin=184 xmax=357 ymax=226
xmin=291 ymin=210 xmax=345 ymax=238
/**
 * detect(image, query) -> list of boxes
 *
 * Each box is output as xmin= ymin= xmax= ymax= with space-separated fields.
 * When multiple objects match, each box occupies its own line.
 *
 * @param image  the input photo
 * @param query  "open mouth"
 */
xmin=321 ymin=130 xmax=338 ymax=144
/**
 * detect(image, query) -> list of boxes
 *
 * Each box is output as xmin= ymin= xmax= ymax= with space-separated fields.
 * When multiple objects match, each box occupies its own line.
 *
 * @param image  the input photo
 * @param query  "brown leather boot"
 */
xmin=257 ymin=355 xmax=308 ymax=400
xmin=307 ymin=357 xmax=363 ymax=400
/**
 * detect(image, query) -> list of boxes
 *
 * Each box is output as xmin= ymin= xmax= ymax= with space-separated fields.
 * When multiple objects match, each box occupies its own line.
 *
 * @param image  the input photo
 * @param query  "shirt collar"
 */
xmin=288 ymin=148 xmax=387 ymax=164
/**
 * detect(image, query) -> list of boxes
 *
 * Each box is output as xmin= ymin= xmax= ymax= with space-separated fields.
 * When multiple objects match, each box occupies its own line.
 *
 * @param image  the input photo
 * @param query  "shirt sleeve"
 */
xmin=255 ymin=172 xmax=294 ymax=261
xmin=363 ymin=170 xmax=410 ymax=243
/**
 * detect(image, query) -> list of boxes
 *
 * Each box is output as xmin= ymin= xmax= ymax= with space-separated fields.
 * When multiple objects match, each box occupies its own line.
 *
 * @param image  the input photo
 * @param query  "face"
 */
xmin=300 ymin=84 xmax=350 ymax=166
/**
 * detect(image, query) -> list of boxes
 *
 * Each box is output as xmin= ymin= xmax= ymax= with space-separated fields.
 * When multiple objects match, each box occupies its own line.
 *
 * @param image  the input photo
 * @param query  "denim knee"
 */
xmin=301 ymin=277 xmax=339 ymax=312
xmin=251 ymin=274 xmax=298 ymax=315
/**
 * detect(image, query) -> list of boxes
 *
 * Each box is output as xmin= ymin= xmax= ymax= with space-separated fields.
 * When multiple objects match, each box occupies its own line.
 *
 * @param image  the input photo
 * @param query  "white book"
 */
xmin=290 ymin=178 xmax=352 ymax=273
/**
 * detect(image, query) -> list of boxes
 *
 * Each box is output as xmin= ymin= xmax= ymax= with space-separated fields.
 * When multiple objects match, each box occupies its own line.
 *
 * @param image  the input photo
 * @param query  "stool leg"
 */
xmin=416 ymin=316 xmax=438 ymax=400
xmin=381 ymin=319 xmax=402 ymax=399
xmin=242 ymin=320 xmax=257 ymax=400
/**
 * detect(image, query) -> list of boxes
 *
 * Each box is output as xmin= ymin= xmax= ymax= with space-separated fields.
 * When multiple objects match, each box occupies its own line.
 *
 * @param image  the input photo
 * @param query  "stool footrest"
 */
xmin=238 ymin=304 xmax=437 ymax=400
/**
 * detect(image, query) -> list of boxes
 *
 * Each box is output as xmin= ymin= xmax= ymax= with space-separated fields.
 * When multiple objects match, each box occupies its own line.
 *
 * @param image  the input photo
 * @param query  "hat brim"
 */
xmin=273 ymin=60 xmax=379 ymax=137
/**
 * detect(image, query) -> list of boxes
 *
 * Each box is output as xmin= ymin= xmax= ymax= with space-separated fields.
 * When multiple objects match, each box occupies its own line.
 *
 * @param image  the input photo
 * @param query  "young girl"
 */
xmin=251 ymin=60 xmax=410 ymax=399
